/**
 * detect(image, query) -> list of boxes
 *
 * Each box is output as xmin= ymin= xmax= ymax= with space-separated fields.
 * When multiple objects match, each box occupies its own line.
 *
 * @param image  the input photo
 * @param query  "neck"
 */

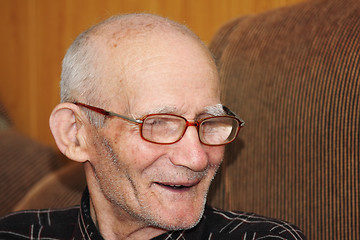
xmin=90 ymin=199 xmax=165 ymax=240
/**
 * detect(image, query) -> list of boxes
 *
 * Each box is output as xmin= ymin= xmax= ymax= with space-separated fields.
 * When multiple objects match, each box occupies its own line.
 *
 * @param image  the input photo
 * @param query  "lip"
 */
xmin=154 ymin=179 xmax=201 ymax=191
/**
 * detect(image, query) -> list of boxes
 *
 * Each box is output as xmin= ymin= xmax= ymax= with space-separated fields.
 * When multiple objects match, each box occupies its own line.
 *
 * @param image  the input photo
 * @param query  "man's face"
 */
xmin=88 ymin=33 xmax=224 ymax=230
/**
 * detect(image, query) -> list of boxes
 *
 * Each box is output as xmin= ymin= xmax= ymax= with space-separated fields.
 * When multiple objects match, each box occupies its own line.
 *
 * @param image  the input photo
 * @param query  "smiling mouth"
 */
xmin=155 ymin=181 xmax=200 ymax=190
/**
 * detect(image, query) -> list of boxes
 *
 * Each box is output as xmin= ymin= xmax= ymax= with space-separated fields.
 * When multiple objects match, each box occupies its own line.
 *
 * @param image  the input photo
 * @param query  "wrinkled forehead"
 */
xmin=88 ymin=19 xmax=220 ymax=113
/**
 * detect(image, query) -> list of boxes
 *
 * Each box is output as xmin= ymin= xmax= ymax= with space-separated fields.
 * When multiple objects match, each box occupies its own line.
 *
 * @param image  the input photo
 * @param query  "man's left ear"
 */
xmin=49 ymin=102 xmax=90 ymax=163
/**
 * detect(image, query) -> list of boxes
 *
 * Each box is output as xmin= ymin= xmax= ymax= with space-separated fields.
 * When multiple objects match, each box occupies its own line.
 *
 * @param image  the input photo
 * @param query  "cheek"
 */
xmin=128 ymin=142 xmax=170 ymax=170
xmin=206 ymin=145 xmax=225 ymax=165
xmin=112 ymin=128 xmax=166 ymax=169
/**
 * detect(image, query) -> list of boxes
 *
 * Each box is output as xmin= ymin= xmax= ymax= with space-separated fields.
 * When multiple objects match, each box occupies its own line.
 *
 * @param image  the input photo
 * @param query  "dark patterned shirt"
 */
xmin=0 ymin=189 xmax=305 ymax=239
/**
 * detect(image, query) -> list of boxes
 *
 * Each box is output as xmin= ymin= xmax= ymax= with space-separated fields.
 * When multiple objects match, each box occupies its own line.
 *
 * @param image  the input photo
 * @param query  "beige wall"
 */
xmin=0 ymin=0 xmax=304 ymax=147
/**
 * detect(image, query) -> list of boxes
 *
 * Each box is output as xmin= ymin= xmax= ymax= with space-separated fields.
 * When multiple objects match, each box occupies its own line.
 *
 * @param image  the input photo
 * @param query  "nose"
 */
xmin=170 ymin=125 xmax=209 ymax=172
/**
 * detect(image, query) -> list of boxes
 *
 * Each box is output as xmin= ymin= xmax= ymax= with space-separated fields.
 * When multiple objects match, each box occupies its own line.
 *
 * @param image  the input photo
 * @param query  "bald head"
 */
xmin=60 ymin=13 xmax=218 ymax=126
xmin=89 ymin=14 xmax=201 ymax=43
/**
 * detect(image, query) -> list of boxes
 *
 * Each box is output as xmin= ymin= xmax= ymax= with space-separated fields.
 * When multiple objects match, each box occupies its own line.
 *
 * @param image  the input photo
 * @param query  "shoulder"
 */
xmin=0 ymin=207 xmax=80 ymax=239
xmin=203 ymin=206 xmax=306 ymax=239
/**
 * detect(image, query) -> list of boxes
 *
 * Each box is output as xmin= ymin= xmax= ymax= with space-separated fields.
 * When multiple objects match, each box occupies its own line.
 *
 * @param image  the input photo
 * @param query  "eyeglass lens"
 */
xmin=141 ymin=114 xmax=239 ymax=145
xmin=142 ymin=115 xmax=187 ymax=144
xmin=199 ymin=117 xmax=239 ymax=145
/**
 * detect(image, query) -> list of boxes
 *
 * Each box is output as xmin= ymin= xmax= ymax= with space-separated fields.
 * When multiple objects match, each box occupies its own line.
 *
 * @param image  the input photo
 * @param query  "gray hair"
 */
xmin=61 ymin=26 xmax=107 ymax=127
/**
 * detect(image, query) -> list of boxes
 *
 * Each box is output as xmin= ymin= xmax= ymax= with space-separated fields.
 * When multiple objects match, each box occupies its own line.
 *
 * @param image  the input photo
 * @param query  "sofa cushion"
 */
xmin=0 ymin=130 xmax=65 ymax=216
xmin=13 ymin=163 xmax=85 ymax=210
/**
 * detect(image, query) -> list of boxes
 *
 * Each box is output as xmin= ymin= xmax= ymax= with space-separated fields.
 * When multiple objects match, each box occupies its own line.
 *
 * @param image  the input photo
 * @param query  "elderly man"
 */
xmin=0 ymin=14 xmax=304 ymax=239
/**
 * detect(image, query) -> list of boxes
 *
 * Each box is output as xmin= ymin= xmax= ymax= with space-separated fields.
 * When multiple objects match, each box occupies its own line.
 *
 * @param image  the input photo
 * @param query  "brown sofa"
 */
xmin=208 ymin=0 xmax=359 ymax=239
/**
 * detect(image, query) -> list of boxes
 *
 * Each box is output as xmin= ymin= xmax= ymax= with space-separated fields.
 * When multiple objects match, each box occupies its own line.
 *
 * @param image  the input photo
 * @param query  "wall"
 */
xmin=0 ymin=0 xmax=305 ymax=147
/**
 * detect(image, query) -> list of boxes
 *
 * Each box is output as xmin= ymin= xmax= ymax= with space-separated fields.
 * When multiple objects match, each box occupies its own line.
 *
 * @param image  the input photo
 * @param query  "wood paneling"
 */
xmin=0 ymin=0 xmax=305 ymax=147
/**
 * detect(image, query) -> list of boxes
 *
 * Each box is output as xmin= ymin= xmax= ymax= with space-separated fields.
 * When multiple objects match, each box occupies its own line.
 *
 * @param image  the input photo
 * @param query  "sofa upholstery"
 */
xmin=0 ymin=103 xmax=66 ymax=216
xmin=208 ymin=0 xmax=359 ymax=239
xmin=13 ymin=162 xmax=85 ymax=211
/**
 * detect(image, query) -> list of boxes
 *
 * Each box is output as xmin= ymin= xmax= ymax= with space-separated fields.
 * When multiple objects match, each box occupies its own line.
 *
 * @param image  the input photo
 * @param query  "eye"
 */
xmin=145 ymin=117 xmax=170 ymax=127
xmin=144 ymin=116 xmax=173 ymax=128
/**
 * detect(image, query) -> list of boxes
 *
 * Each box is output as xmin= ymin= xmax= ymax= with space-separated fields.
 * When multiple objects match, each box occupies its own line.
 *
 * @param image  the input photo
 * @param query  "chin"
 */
xmin=150 ymin=202 xmax=206 ymax=231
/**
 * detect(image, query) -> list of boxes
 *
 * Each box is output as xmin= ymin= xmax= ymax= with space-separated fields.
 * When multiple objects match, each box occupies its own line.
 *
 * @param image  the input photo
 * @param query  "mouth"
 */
xmin=154 ymin=180 xmax=200 ymax=191
xmin=156 ymin=183 xmax=191 ymax=190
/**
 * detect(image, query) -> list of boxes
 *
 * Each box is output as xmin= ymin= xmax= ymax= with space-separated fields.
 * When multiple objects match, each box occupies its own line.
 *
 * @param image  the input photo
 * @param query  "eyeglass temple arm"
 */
xmin=222 ymin=105 xmax=245 ymax=127
xmin=107 ymin=111 xmax=143 ymax=124
xmin=74 ymin=102 xmax=143 ymax=124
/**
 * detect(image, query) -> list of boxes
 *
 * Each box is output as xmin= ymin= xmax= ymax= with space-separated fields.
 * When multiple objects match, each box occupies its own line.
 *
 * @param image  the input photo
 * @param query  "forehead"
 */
xmin=104 ymin=30 xmax=220 ymax=116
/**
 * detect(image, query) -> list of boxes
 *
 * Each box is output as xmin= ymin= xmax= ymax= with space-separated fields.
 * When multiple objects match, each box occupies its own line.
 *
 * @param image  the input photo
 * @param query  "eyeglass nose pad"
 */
xmin=182 ymin=121 xmax=201 ymax=141
xmin=184 ymin=120 xmax=200 ymax=135
xmin=186 ymin=121 xmax=198 ymax=128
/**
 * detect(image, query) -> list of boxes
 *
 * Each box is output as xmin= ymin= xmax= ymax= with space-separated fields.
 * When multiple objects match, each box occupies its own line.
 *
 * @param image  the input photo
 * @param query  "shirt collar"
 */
xmin=74 ymin=187 xmax=104 ymax=240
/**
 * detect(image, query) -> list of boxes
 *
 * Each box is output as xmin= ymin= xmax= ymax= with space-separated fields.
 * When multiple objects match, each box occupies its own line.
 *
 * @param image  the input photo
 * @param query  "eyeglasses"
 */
xmin=74 ymin=102 xmax=244 ymax=146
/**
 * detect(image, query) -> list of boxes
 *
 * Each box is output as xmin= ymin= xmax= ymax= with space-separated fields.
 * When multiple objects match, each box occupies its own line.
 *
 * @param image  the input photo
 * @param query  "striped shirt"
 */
xmin=0 ymin=189 xmax=305 ymax=239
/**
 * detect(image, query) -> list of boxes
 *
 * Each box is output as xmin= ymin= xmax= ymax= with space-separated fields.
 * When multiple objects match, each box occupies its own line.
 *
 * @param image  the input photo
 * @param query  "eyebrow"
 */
xmin=132 ymin=104 xmax=227 ymax=119
xmin=204 ymin=104 xmax=226 ymax=116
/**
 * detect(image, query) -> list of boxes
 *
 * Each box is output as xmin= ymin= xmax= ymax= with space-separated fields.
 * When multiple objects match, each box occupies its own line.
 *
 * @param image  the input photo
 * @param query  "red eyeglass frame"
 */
xmin=74 ymin=102 xmax=244 ymax=146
